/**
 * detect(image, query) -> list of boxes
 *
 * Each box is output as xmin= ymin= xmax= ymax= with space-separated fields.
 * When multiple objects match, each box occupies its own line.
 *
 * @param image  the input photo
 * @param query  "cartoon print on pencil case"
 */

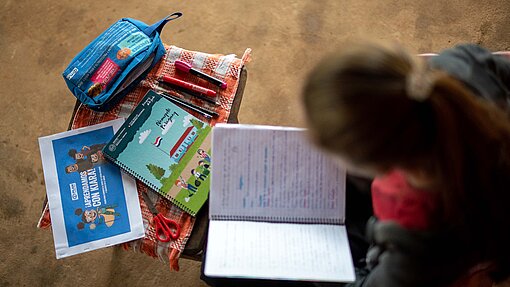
xmin=116 ymin=47 xmax=131 ymax=60
xmin=87 ymin=82 xmax=105 ymax=97
xmin=75 ymin=205 xmax=120 ymax=230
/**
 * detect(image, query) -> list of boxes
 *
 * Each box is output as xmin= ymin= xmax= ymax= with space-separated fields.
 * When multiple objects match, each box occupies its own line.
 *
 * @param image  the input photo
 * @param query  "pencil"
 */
xmin=160 ymin=93 xmax=219 ymax=119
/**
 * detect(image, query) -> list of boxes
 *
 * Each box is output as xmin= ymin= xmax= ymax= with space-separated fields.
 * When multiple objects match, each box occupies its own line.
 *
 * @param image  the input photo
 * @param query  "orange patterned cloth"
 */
xmin=38 ymin=45 xmax=251 ymax=270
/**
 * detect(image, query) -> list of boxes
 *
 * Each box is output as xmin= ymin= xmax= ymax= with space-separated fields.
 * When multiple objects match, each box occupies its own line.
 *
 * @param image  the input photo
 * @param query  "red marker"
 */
xmin=175 ymin=60 xmax=227 ymax=89
xmin=161 ymin=75 xmax=217 ymax=97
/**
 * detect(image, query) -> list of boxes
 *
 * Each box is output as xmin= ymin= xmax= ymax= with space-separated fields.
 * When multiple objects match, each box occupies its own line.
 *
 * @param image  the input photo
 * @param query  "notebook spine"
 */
xmin=210 ymin=214 xmax=342 ymax=225
xmin=103 ymin=152 xmax=197 ymax=216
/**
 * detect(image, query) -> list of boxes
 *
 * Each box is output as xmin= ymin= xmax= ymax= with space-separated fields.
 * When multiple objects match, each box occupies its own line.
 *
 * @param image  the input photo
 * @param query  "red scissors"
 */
xmin=142 ymin=191 xmax=181 ymax=242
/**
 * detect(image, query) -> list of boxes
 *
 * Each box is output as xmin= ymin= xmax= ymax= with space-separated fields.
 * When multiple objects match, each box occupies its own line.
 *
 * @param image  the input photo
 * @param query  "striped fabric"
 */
xmin=38 ymin=45 xmax=251 ymax=271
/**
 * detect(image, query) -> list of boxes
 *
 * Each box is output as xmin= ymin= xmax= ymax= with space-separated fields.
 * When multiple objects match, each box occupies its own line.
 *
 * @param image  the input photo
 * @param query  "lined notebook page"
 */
xmin=204 ymin=220 xmax=355 ymax=282
xmin=210 ymin=124 xmax=346 ymax=223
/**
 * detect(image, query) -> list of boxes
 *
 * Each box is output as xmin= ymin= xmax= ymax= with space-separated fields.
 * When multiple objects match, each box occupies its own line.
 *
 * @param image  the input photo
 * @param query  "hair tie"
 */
xmin=406 ymin=69 xmax=434 ymax=102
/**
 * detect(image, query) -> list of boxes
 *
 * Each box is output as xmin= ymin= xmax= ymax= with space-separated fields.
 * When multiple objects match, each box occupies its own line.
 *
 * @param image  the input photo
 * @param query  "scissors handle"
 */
xmin=154 ymin=214 xmax=181 ymax=242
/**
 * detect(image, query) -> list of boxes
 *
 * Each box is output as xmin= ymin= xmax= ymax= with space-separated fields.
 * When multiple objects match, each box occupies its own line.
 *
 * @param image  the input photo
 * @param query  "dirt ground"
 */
xmin=1 ymin=0 xmax=509 ymax=286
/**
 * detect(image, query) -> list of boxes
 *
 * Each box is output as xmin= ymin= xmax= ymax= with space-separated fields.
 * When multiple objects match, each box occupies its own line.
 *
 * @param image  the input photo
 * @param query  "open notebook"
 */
xmin=204 ymin=124 xmax=355 ymax=283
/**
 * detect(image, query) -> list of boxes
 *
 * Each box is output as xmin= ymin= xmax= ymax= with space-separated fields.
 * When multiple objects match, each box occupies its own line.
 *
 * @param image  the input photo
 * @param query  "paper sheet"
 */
xmin=38 ymin=119 xmax=144 ymax=258
xmin=204 ymin=220 xmax=355 ymax=282
xmin=210 ymin=124 xmax=346 ymax=223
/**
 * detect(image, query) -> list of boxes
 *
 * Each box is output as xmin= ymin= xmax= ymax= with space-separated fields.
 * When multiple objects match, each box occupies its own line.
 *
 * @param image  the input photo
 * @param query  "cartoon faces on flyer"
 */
xmin=65 ymin=143 xmax=106 ymax=174
xmin=74 ymin=205 xmax=120 ymax=230
xmin=64 ymin=143 xmax=121 ymax=231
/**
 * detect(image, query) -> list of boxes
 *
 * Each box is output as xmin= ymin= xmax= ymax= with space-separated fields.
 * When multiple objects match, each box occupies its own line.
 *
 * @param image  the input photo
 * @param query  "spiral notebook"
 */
xmin=204 ymin=124 xmax=355 ymax=283
xmin=102 ymin=90 xmax=211 ymax=216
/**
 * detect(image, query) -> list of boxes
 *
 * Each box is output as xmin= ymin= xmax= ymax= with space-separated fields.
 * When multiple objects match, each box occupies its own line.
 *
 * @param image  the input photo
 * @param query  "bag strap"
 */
xmin=144 ymin=12 xmax=183 ymax=36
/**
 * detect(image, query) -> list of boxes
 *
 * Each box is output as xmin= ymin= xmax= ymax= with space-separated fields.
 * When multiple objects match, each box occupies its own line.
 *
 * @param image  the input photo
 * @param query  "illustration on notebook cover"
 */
xmin=103 ymin=90 xmax=211 ymax=216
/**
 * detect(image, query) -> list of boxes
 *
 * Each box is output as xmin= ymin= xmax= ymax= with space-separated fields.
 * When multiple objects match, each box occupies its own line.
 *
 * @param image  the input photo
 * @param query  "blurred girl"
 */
xmin=303 ymin=42 xmax=510 ymax=287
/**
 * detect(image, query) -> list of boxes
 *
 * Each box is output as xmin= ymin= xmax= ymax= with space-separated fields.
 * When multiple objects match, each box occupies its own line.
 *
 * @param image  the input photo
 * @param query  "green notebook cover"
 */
xmin=103 ymin=90 xmax=211 ymax=216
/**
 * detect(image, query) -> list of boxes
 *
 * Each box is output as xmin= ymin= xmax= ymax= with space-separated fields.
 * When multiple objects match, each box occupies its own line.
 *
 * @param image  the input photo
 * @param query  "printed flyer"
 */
xmin=39 ymin=119 xmax=144 ymax=259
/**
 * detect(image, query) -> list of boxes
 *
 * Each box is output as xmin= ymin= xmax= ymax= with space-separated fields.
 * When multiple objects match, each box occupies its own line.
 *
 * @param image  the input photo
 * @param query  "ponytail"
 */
xmin=303 ymin=41 xmax=437 ymax=169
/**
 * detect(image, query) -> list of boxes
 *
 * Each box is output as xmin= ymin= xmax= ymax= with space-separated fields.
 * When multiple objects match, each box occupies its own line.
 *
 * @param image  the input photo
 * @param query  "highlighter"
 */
xmin=161 ymin=75 xmax=217 ymax=97
xmin=175 ymin=60 xmax=227 ymax=89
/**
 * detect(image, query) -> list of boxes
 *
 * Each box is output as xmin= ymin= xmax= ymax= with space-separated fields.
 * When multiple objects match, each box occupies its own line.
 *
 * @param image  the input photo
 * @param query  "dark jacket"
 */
xmin=343 ymin=218 xmax=470 ymax=287
xmin=429 ymin=43 xmax=510 ymax=111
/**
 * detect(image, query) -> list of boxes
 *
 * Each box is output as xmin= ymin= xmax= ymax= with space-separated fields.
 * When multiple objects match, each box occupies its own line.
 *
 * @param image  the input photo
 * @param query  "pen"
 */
xmin=161 ymin=81 xmax=218 ymax=105
xmin=175 ymin=60 xmax=227 ymax=89
xmin=160 ymin=93 xmax=218 ymax=119
xmin=161 ymin=75 xmax=217 ymax=97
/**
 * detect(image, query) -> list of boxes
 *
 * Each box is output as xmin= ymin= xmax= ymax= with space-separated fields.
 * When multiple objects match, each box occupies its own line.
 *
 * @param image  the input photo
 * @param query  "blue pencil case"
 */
xmin=62 ymin=13 xmax=182 ymax=111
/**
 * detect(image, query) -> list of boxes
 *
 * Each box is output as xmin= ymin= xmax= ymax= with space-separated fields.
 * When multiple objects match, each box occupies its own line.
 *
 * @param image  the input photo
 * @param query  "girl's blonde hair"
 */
xmin=303 ymin=41 xmax=510 ymax=281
